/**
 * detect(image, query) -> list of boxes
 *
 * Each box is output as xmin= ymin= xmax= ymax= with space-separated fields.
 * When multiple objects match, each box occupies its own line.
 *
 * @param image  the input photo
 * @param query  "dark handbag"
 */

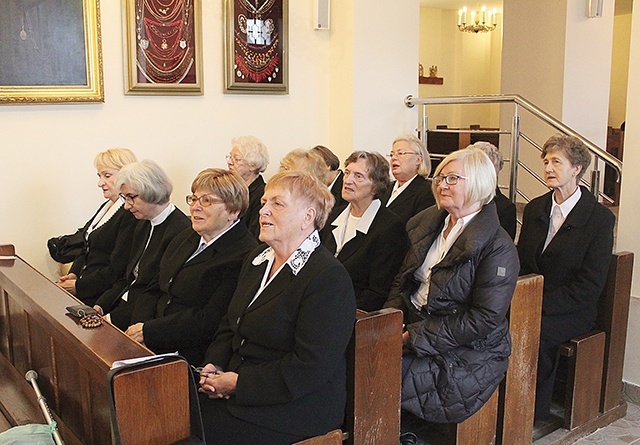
xmin=47 ymin=230 xmax=86 ymax=264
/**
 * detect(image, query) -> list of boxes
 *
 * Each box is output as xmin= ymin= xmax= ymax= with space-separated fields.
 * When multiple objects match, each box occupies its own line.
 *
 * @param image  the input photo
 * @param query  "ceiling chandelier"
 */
xmin=458 ymin=6 xmax=497 ymax=33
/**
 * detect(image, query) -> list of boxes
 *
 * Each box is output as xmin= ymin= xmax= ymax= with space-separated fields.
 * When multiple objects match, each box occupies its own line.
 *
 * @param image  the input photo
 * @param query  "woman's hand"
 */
xmin=199 ymin=366 xmax=238 ymax=400
xmin=125 ymin=323 xmax=145 ymax=344
xmin=402 ymin=330 xmax=411 ymax=347
xmin=57 ymin=273 xmax=77 ymax=295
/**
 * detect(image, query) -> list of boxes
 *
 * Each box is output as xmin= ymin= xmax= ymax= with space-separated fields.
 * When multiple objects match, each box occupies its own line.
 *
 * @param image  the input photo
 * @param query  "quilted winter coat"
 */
xmin=385 ymin=202 xmax=519 ymax=423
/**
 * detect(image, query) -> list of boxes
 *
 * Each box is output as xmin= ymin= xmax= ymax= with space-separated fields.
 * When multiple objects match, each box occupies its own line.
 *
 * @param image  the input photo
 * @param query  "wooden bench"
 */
xmin=396 ymin=274 xmax=545 ymax=445
xmin=0 ymin=244 xmax=195 ymax=444
xmin=1 ymin=244 xmax=405 ymax=445
xmin=539 ymin=251 xmax=633 ymax=444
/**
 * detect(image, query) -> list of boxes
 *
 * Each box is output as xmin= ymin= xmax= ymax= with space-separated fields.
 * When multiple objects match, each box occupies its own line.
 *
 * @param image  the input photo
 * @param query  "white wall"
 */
xmin=0 ymin=0 xmax=419 ymax=277
xmin=609 ymin=13 xmax=631 ymax=128
xmin=617 ymin=0 xmax=640 ymax=386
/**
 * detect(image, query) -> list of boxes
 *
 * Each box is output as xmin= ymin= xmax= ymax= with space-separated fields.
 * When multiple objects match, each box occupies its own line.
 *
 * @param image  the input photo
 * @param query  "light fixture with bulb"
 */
xmin=457 ymin=6 xmax=498 ymax=33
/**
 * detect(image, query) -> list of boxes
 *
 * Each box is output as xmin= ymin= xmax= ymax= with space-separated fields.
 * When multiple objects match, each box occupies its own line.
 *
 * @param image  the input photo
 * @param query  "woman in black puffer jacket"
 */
xmin=384 ymin=146 xmax=519 ymax=423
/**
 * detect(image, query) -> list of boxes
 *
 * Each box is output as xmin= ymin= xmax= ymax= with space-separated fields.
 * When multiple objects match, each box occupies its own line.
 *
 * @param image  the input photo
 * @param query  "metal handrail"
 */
xmin=405 ymin=93 xmax=622 ymax=204
xmin=405 ymin=94 xmax=623 ymax=177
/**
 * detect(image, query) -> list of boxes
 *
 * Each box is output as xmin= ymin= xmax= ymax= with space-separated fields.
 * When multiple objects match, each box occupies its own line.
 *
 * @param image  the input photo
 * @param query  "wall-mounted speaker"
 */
xmin=314 ymin=0 xmax=330 ymax=30
xmin=587 ymin=0 xmax=604 ymax=18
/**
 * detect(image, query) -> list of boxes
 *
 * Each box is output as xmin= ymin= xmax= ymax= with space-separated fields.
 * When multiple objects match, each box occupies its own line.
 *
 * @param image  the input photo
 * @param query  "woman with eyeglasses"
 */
xmin=92 ymin=160 xmax=190 ymax=330
xmin=381 ymin=134 xmax=436 ymax=225
xmin=226 ymin=136 xmax=270 ymax=237
xmin=320 ymin=151 xmax=410 ymax=311
xmin=384 ymin=147 xmax=519 ymax=425
xmin=55 ymin=148 xmax=138 ymax=305
xmin=123 ymin=168 xmax=257 ymax=365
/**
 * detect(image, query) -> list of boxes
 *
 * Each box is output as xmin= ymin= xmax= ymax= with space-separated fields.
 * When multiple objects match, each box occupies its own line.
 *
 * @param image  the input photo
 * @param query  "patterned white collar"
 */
xmin=252 ymin=230 xmax=321 ymax=276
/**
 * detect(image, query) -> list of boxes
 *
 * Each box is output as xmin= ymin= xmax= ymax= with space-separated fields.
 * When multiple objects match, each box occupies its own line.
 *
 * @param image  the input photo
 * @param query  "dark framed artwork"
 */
xmin=224 ymin=0 xmax=288 ymax=94
xmin=0 ymin=0 xmax=104 ymax=104
xmin=123 ymin=0 xmax=203 ymax=95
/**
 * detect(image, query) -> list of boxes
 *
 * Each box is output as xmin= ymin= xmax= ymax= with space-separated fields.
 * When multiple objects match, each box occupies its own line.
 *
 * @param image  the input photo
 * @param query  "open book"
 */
xmin=111 ymin=352 xmax=179 ymax=370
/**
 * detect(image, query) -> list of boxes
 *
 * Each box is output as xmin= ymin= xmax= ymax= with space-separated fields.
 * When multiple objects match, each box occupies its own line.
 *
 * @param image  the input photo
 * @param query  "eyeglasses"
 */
xmin=387 ymin=151 xmax=419 ymax=159
xmin=186 ymin=194 xmax=224 ymax=207
xmin=225 ymin=155 xmax=244 ymax=163
xmin=433 ymin=174 xmax=468 ymax=186
xmin=119 ymin=193 xmax=139 ymax=205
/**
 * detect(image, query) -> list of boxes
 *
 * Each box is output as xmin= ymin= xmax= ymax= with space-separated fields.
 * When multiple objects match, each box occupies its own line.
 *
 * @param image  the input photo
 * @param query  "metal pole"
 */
xmin=591 ymin=168 xmax=601 ymax=198
xmin=25 ymin=370 xmax=64 ymax=445
xmin=509 ymin=104 xmax=520 ymax=203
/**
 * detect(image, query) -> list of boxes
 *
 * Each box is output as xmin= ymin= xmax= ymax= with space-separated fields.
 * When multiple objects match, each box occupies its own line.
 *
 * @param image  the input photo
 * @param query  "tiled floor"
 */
xmin=572 ymin=401 xmax=640 ymax=444
xmin=401 ymin=399 xmax=640 ymax=444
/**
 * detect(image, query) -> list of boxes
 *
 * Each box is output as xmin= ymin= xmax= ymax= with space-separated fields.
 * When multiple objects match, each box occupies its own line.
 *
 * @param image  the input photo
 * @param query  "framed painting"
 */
xmin=224 ymin=0 xmax=288 ymax=94
xmin=123 ymin=0 xmax=203 ymax=95
xmin=0 ymin=0 xmax=104 ymax=104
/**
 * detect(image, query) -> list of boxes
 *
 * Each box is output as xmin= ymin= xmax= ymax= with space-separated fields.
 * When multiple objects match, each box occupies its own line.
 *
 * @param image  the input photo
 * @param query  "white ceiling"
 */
xmin=419 ymin=0 xmax=503 ymax=13
xmin=419 ymin=0 xmax=633 ymax=15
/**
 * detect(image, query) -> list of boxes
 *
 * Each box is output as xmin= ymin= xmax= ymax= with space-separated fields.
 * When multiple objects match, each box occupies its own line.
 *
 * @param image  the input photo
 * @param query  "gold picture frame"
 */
xmin=224 ymin=0 xmax=288 ymax=95
xmin=123 ymin=0 xmax=204 ymax=95
xmin=0 ymin=0 xmax=104 ymax=104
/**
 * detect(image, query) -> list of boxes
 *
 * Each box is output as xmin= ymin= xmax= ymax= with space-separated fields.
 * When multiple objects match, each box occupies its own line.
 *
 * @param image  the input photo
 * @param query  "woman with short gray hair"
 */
xmin=93 ymin=159 xmax=190 ymax=329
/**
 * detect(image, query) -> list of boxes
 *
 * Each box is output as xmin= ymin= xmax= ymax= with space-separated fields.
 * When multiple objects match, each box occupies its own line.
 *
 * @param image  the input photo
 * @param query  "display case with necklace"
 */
xmin=234 ymin=0 xmax=281 ymax=83
xmin=135 ymin=0 xmax=195 ymax=83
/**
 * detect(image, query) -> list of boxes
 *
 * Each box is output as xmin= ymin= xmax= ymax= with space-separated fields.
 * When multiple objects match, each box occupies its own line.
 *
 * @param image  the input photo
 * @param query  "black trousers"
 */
xmin=199 ymin=394 xmax=307 ymax=445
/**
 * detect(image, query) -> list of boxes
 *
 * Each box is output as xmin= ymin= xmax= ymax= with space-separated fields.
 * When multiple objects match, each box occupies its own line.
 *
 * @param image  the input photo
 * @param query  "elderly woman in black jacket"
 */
xmin=384 ymin=146 xmax=519 ymax=424
xmin=518 ymin=134 xmax=615 ymax=421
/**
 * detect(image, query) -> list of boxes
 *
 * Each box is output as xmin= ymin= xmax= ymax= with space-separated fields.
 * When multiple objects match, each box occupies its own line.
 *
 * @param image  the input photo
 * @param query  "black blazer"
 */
xmin=203 ymin=243 xmax=356 ymax=438
xmin=380 ymin=176 xmax=436 ymax=225
xmin=241 ymin=175 xmax=265 ymax=237
xmin=329 ymin=170 xmax=345 ymax=209
xmin=94 ymin=207 xmax=190 ymax=329
xmin=517 ymin=186 xmax=615 ymax=328
xmin=321 ymin=202 xmax=410 ymax=311
xmin=70 ymin=202 xmax=137 ymax=306
xmin=139 ymin=222 xmax=257 ymax=364
xmin=493 ymin=188 xmax=517 ymax=240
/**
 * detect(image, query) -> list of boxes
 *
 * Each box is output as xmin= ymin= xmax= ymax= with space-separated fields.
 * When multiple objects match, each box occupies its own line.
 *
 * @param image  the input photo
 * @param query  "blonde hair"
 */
xmin=191 ymin=168 xmax=249 ymax=217
xmin=280 ymin=149 xmax=329 ymax=184
xmin=94 ymin=148 xmax=138 ymax=170
xmin=392 ymin=134 xmax=432 ymax=177
xmin=265 ymin=170 xmax=334 ymax=230
xmin=432 ymin=147 xmax=496 ymax=207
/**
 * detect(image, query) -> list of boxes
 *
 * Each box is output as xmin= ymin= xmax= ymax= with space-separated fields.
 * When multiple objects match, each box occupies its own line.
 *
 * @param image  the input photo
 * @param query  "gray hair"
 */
xmin=115 ymin=159 xmax=173 ymax=205
xmin=541 ymin=134 xmax=592 ymax=181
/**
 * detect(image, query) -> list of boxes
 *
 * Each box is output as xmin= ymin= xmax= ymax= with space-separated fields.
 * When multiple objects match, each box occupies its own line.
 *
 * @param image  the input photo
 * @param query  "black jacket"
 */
xmin=137 ymin=223 xmax=257 ymax=364
xmin=321 ymin=201 xmax=410 ymax=311
xmin=241 ymin=175 xmax=265 ymax=237
xmin=517 ymin=186 xmax=615 ymax=328
xmin=494 ymin=187 xmax=517 ymax=240
xmin=70 ymin=202 xmax=137 ymax=306
xmin=94 ymin=207 xmax=190 ymax=329
xmin=385 ymin=202 xmax=519 ymax=423
xmin=380 ymin=175 xmax=436 ymax=225
xmin=204 ymin=242 xmax=356 ymax=437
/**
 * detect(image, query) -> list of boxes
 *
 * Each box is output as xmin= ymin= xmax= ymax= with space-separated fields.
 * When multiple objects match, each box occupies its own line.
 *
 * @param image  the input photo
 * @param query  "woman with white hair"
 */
xmin=381 ymin=134 xmax=435 ymax=224
xmin=385 ymin=147 xmax=519 ymax=424
xmin=226 ymin=136 xmax=270 ymax=237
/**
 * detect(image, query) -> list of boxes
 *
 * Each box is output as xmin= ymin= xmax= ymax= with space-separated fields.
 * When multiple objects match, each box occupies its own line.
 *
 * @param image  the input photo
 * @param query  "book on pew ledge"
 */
xmin=111 ymin=352 xmax=179 ymax=370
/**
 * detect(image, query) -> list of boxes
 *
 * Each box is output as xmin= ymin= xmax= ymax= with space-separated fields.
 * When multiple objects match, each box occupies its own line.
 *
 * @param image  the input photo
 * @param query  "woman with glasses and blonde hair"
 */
xmin=124 ymin=168 xmax=257 ymax=365
xmin=55 ymin=148 xmax=138 ymax=305
xmin=92 ymin=159 xmax=190 ymax=330
xmin=384 ymin=147 xmax=519 ymax=425
xmin=381 ymin=134 xmax=435 ymax=224
xmin=226 ymin=136 xmax=269 ymax=237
